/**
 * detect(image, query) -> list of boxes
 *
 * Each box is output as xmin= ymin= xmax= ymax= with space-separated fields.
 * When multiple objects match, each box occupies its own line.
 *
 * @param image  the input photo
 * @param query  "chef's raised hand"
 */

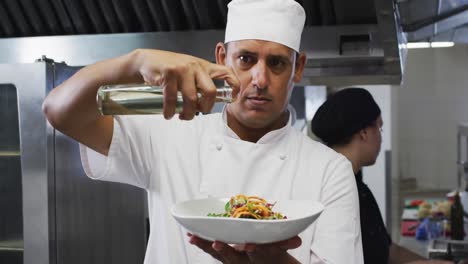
xmin=188 ymin=233 xmax=302 ymax=264
xmin=134 ymin=49 xmax=240 ymax=120
xmin=43 ymin=48 xmax=240 ymax=156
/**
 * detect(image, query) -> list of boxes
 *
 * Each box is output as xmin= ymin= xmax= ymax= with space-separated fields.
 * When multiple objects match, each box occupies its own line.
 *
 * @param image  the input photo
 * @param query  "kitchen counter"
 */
xmin=399 ymin=235 xmax=431 ymax=257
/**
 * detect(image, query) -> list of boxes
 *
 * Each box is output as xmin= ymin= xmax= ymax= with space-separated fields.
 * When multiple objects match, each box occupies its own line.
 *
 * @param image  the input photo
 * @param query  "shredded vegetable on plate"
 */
xmin=207 ymin=194 xmax=287 ymax=220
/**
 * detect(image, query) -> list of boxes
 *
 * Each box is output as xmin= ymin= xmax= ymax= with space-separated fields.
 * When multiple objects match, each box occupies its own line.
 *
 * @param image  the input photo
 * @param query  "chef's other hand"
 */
xmin=188 ymin=233 xmax=301 ymax=264
xmin=135 ymin=49 xmax=240 ymax=120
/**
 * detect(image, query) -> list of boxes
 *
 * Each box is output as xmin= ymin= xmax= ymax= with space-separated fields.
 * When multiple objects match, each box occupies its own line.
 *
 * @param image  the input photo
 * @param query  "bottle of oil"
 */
xmin=451 ymin=191 xmax=464 ymax=240
xmin=97 ymin=84 xmax=234 ymax=115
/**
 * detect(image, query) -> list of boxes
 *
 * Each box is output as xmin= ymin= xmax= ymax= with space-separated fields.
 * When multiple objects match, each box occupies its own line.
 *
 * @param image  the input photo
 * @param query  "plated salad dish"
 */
xmin=207 ymin=194 xmax=287 ymax=220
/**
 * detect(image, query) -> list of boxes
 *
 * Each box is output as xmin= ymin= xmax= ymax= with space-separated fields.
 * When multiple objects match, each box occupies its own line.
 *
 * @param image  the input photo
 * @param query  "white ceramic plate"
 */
xmin=171 ymin=197 xmax=324 ymax=244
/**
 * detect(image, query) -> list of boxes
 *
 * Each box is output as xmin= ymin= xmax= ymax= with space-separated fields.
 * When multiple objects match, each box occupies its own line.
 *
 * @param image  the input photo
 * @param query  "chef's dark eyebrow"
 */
xmin=234 ymin=49 xmax=258 ymax=57
xmin=225 ymin=43 xmax=299 ymax=58
xmin=234 ymin=50 xmax=291 ymax=61
xmin=267 ymin=54 xmax=292 ymax=63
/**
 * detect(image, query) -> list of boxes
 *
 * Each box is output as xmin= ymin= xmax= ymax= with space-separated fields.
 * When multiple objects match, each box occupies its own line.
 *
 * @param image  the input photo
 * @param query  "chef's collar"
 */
xmin=221 ymin=106 xmax=292 ymax=144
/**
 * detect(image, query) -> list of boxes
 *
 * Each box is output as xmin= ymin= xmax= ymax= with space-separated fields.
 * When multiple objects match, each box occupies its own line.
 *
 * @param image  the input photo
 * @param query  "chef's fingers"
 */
xmin=178 ymin=66 xmax=198 ymax=120
xmin=245 ymin=238 xmax=301 ymax=264
xmin=206 ymin=63 xmax=241 ymax=98
xmin=150 ymin=72 xmax=163 ymax=86
xmin=212 ymin=241 xmax=247 ymax=264
xmin=245 ymin=236 xmax=301 ymax=258
xmin=187 ymin=234 xmax=224 ymax=262
xmin=195 ymin=67 xmax=217 ymax=113
xmin=232 ymin=243 xmax=256 ymax=252
xmin=272 ymin=236 xmax=302 ymax=251
xmin=161 ymin=71 xmax=178 ymax=120
xmin=142 ymin=70 xmax=162 ymax=86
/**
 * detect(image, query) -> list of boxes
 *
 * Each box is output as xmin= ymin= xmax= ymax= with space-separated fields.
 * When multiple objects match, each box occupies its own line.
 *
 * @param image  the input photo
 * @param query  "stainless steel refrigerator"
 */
xmin=0 ymin=60 xmax=147 ymax=264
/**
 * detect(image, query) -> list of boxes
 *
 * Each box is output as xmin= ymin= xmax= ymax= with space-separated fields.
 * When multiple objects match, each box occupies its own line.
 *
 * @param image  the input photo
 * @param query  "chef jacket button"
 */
xmin=216 ymin=144 xmax=223 ymax=151
xmin=279 ymin=154 xmax=287 ymax=160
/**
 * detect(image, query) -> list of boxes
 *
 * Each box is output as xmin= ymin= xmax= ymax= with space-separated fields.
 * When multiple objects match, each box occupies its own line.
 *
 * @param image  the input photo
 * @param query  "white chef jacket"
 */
xmin=80 ymin=110 xmax=363 ymax=264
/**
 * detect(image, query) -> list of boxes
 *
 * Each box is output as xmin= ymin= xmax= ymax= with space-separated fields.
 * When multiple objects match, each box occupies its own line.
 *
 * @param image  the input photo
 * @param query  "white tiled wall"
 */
xmin=398 ymin=44 xmax=468 ymax=190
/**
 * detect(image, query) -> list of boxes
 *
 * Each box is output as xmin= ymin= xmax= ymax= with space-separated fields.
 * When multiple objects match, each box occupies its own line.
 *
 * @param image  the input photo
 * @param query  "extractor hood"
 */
xmin=0 ymin=0 xmax=406 ymax=86
xmin=398 ymin=0 xmax=468 ymax=43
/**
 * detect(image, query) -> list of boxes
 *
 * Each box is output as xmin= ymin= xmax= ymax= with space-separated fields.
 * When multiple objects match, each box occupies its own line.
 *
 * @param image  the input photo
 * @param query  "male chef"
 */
xmin=42 ymin=0 xmax=363 ymax=263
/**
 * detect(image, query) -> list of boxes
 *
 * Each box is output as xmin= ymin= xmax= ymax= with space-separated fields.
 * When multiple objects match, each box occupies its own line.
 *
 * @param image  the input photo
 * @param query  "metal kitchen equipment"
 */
xmin=0 ymin=84 xmax=22 ymax=263
xmin=428 ymin=239 xmax=468 ymax=261
xmin=97 ymin=84 xmax=234 ymax=115
xmin=0 ymin=0 xmax=405 ymax=87
xmin=0 ymin=60 xmax=147 ymax=264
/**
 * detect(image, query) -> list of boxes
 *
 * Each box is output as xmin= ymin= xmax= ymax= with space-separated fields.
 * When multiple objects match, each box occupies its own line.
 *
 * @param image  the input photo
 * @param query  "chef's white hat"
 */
xmin=225 ymin=0 xmax=306 ymax=52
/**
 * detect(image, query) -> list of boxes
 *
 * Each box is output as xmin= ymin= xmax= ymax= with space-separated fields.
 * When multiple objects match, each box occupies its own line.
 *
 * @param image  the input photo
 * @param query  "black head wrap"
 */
xmin=311 ymin=88 xmax=381 ymax=146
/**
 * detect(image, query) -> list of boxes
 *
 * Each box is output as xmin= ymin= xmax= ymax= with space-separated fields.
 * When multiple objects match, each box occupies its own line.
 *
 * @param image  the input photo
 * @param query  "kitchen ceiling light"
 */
xmin=430 ymin=42 xmax=455 ymax=48
xmin=406 ymin=42 xmax=455 ymax=49
xmin=406 ymin=42 xmax=431 ymax=49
